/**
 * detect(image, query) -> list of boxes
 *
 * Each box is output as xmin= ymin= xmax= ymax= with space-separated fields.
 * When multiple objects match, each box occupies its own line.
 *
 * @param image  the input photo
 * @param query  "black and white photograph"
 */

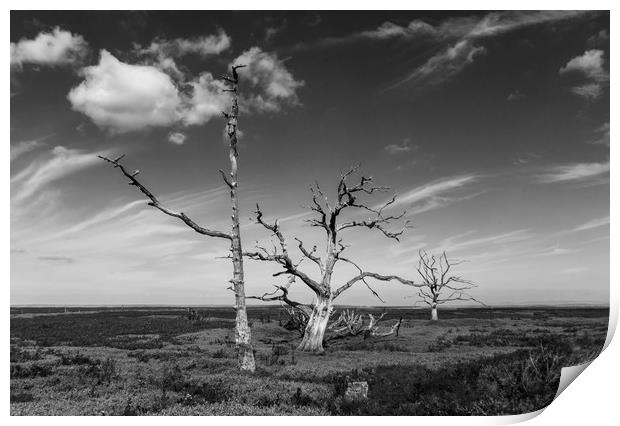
xmin=8 ymin=6 xmax=612 ymax=417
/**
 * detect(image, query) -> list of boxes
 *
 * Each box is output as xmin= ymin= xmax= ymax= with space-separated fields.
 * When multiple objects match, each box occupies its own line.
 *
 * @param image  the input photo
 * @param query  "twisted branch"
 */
xmin=98 ymin=155 xmax=231 ymax=240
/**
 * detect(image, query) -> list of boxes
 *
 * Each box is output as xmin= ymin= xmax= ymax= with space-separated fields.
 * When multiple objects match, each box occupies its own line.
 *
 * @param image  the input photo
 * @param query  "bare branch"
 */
xmin=98 ymin=155 xmax=231 ymax=240
xmin=244 ymin=204 xmax=323 ymax=295
xmin=294 ymin=237 xmax=323 ymax=273
xmin=333 ymin=270 xmax=419 ymax=300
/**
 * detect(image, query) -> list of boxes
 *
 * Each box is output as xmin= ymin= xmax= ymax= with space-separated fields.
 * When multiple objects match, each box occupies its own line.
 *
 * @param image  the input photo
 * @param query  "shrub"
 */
xmin=427 ymin=335 xmax=453 ymax=352
xmin=60 ymin=352 xmax=99 ymax=366
xmin=10 ymin=390 xmax=34 ymax=403
xmin=328 ymin=339 xmax=573 ymax=415
xmin=10 ymin=347 xmax=41 ymax=362
xmin=11 ymin=363 xmax=53 ymax=379
xmin=83 ymin=357 xmax=117 ymax=384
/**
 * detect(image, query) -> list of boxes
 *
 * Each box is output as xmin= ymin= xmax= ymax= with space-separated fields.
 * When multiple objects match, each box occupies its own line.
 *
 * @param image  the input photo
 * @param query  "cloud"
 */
xmin=232 ymin=47 xmax=304 ymax=113
xmin=11 ymin=27 xmax=89 ymax=69
xmin=138 ymin=29 xmax=231 ymax=58
xmin=182 ymin=72 xmax=230 ymax=125
xmin=535 ymin=161 xmax=609 ymax=184
xmin=11 ymin=138 xmax=47 ymax=161
xmin=571 ymin=216 xmax=609 ymax=233
xmin=587 ymin=29 xmax=609 ymax=48
xmin=393 ymin=174 xmax=479 ymax=208
xmin=436 ymin=229 xmax=532 ymax=253
xmin=385 ymin=138 xmax=416 ymax=155
xmin=507 ymin=89 xmax=525 ymax=102
xmin=591 ymin=122 xmax=610 ymax=146
xmin=68 ymin=50 xmax=182 ymax=133
xmin=561 ymin=266 xmax=589 ymax=274
xmin=396 ymin=39 xmax=486 ymax=87
xmin=68 ymin=48 xmax=303 ymax=132
xmin=38 ymin=255 xmax=76 ymax=264
xmin=391 ymin=11 xmax=586 ymax=88
xmin=559 ymin=49 xmax=609 ymax=100
xmin=168 ymin=132 xmax=187 ymax=145
xmin=11 ymin=145 xmax=112 ymax=203
xmin=301 ymin=11 xmax=586 ymax=88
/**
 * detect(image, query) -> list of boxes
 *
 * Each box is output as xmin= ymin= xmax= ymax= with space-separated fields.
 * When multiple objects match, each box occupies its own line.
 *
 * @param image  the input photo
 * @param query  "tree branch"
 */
xmin=98 ymin=155 xmax=231 ymax=240
xmin=332 ymin=270 xmax=419 ymax=300
xmin=244 ymin=204 xmax=324 ymax=295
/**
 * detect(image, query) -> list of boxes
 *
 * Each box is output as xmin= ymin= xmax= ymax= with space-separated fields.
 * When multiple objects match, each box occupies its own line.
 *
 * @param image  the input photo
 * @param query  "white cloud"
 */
xmin=591 ymin=122 xmax=610 ymax=146
xmin=233 ymin=47 xmax=304 ymax=113
xmin=377 ymin=11 xmax=586 ymax=87
xmin=436 ymin=229 xmax=532 ymax=253
xmin=392 ymin=174 xmax=479 ymax=208
xmin=535 ymin=161 xmax=609 ymax=184
xmin=139 ymin=29 xmax=231 ymax=58
xmin=559 ymin=50 xmax=609 ymax=100
xmin=560 ymin=49 xmax=608 ymax=81
xmin=182 ymin=72 xmax=230 ymax=125
xmin=391 ymin=39 xmax=486 ymax=88
xmin=68 ymin=50 xmax=182 ymax=133
xmin=385 ymin=138 xmax=416 ymax=155
xmin=168 ymin=131 xmax=187 ymax=145
xmin=11 ymin=27 xmax=89 ymax=69
xmin=11 ymin=146 xmax=111 ymax=203
xmin=571 ymin=216 xmax=609 ymax=233
xmin=68 ymin=47 xmax=303 ymax=133
xmin=507 ymin=89 xmax=525 ymax=102
xmin=11 ymin=139 xmax=43 ymax=161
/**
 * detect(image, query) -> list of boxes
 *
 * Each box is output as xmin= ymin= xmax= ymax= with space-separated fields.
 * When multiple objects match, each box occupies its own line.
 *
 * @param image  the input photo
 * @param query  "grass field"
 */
xmin=10 ymin=306 xmax=608 ymax=415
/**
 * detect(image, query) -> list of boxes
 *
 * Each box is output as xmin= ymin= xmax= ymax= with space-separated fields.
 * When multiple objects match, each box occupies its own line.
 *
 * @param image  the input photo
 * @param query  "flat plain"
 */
xmin=10 ymin=306 xmax=608 ymax=415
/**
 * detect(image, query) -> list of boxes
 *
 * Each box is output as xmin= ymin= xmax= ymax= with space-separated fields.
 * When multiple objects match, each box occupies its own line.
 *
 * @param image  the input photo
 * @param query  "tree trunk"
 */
xmin=298 ymin=295 xmax=333 ymax=352
xmin=431 ymin=303 xmax=438 ymax=321
xmin=227 ymin=71 xmax=255 ymax=372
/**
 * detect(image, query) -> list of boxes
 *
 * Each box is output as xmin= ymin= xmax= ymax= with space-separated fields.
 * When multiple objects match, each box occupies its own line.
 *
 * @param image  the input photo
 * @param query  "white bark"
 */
xmin=297 ymin=296 xmax=332 ymax=352
xmin=431 ymin=304 xmax=438 ymax=321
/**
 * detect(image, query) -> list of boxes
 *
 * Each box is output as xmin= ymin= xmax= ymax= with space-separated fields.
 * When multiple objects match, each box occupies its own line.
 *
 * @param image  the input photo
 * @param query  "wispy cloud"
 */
xmin=389 ymin=174 xmax=479 ymax=209
xmin=590 ymin=122 xmax=609 ymax=146
xmin=384 ymin=11 xmax=588 ymax=88
xmin=571 ymin=216 xmax=609 ymax=233
xmin=38 ymin=255 xmax=76 ymax=264
xmin=534 ymin=161 xmax=609 ymax=184
xmin=11 ymin=146 xmax=113 ymax=203
xmin=435 ymin=229 xmax=532 ymax=253
xmin=385 ymin=138 xmax=416 ymax=155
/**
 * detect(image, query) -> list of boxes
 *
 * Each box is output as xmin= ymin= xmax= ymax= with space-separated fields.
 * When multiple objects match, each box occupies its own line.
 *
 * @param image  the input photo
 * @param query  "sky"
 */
xmin=10 ymin=11 xmax=610 ymax=306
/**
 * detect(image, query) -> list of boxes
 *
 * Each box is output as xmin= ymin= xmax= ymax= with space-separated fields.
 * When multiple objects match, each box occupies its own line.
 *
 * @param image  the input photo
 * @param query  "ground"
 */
xmin=10 ymin=306 xmax=608 ymax=415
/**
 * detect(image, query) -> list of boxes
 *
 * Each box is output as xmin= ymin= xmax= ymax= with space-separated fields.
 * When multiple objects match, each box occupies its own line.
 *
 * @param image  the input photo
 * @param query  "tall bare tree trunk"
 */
xmin=297 ymin=295 xmax=332 ymax=352
xmin=225 ymin=66 xmax=255 ymax=372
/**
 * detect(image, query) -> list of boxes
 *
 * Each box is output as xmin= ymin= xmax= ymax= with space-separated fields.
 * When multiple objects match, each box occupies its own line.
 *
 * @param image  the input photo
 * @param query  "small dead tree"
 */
xmin=245 ymin=165 xmax=420 ymax=352
xmin=98 ymin=65 xmax=255 ymax=372
xmin=415 ymin=250 xmax=484 ymax=320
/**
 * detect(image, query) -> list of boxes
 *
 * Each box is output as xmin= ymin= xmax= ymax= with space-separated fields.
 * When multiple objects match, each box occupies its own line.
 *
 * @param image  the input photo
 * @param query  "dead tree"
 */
xmin=98 ymin=65 xmax=255 ymax=372
xmin=415 ymin=250 xmax=484 ymax=320
xmin=244 ymin=165 xmax=420 ymax=352
xmin=329 ymin=309 xmax=403 ymax=340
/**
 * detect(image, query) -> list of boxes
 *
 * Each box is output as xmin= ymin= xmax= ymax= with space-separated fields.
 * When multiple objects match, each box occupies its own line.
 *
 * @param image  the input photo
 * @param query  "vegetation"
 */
xmin=10 ymin=306 xmax=607 ymax=415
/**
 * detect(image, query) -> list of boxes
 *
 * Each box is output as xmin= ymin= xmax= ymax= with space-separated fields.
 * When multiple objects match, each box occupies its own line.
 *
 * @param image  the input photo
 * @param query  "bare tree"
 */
xmin=414 ymin=250 xmax=484 ymax=320
xmin=244 ymin=165 xmax=420 ymax=352
xmin=98 ymin=65 xmax=256 ymax=372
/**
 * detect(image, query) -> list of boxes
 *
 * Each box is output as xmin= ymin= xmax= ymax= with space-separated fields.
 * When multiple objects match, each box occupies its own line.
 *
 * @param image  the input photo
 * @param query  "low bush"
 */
xmin=329 ymin=338 xmax=573 ymax=415
xmin=11 ymin=363 xmax=53 ymax=379
xmin=10 ymin=347 xmax=42 ymax=363
xmin=10 ymin=390 xmax=34 ymax=403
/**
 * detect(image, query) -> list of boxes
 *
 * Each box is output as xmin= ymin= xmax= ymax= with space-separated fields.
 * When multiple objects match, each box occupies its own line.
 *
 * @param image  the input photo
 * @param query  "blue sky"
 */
xmin=10 ymin=11 xmax=609 ymax=306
